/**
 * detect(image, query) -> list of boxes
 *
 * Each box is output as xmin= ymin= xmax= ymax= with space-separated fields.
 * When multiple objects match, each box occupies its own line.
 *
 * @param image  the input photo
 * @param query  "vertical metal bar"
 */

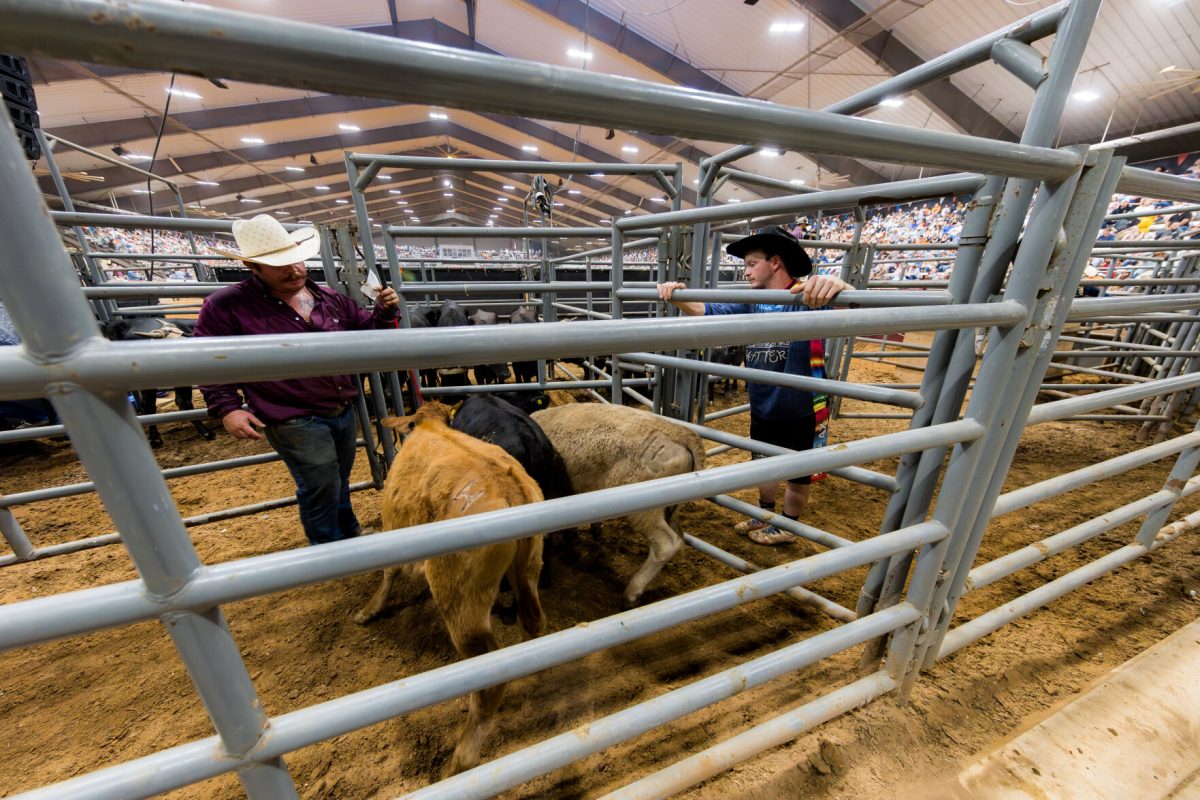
xmin=610 ymin=225 xmax=626 ymax=405
xmin=0 ymin=109 xmax=297 ymax=799
xmin=353 ymin=388 xmax=386 ymax=487
xmin=345 ymin=156 xmax=379 ymax=282
xmin=173 ymin=186 xmax=210 ymax=281
xmin=859 ymin=0 xmax=1105 ymax=670
xmin=37 ymin=129 xmax=115 ymax=322
xmin=0 ymin=507 xmax=35 ymax=561
xmin=316 ymin=226 xmax=343 ymax=291
xmin=914 ymin=150 xmax=1124 ymax=677
xmin=1134 ymin=430 xmax=1200 ymax=547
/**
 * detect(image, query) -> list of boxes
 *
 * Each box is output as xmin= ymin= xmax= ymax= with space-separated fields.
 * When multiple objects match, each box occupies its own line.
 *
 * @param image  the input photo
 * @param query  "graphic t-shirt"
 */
xmin=704 ymin=297 xmax=828 ymax=424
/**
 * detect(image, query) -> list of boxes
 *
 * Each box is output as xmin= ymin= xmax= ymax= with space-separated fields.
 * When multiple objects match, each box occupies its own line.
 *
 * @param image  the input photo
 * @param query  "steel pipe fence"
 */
xmin=3 ymin=0 xmax=1199 ymax=797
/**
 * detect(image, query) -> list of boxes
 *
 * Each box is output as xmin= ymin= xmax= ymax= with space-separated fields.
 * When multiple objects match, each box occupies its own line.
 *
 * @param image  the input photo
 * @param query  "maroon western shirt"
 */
xmin=193 ymin=275 xmax=397 ymax=424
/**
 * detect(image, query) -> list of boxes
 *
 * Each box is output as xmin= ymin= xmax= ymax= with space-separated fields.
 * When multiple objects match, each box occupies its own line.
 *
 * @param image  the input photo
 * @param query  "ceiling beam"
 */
xmin=794 ymin=0 xmax=1017 ymax=142
xmin=520 ymin=0 xmax=887 ymax=185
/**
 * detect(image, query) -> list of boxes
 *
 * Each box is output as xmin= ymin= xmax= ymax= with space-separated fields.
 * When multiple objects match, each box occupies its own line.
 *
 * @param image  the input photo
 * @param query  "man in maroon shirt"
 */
xmin=195 ymin=215 xmax=399 ymax=545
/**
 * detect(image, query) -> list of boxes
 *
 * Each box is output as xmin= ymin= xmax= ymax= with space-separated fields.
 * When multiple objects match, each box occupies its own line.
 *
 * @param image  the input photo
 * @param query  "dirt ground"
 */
xmin=2 ymin=351 xmax=1199 ymax=799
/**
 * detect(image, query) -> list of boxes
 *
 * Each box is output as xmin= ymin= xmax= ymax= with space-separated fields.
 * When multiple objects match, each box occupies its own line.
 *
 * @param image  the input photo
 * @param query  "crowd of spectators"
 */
xmin=72 ymin=155 xmax=1196 ymax=288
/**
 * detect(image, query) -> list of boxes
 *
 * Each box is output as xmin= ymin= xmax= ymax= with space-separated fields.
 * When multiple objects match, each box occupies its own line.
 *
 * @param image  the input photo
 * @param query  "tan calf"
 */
xmin=532 ymin=403 xmax=705 ymax=608
xmin=353 ymin=402 xmax=545 ymax=776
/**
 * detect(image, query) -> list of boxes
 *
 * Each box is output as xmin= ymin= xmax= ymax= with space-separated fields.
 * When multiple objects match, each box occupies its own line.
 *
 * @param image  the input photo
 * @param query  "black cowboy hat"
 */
xmin=726 ymin=225 xmax=813 ymax=278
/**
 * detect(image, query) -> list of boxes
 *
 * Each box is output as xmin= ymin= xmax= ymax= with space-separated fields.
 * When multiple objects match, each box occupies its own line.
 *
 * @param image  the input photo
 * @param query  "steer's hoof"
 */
xmin=351 ymin=610 xmax=374 ymax=625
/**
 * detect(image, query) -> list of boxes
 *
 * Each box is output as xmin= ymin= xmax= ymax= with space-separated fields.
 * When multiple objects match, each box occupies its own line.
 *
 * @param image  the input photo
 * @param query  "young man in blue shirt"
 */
xmin=657 ymin=225 xmax=849 ymax=546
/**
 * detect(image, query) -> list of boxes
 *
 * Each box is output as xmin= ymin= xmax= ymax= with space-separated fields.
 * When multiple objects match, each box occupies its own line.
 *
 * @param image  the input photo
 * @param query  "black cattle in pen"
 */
xmin=404 ymin=304 xmax=441 ymax=391
xmin=509 ymin=306 xmax=540 ymax=386
xmin=98 ymin=318 xmax=215 ymax=449
xmin=706 ymin=344 xmax=746 ymax=401
xmin=433 ymin=301 xmax=472 ymax=395
xmin=467 ymin=308 xmax=512 ymax=386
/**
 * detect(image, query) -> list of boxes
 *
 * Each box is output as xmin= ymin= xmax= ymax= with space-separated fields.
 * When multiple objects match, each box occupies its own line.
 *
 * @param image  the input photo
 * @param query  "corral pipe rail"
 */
xmin=0 ymin=302 xmax=1029 ymax=400
xmin=0 ymin=1 xmax=1081 ymax=182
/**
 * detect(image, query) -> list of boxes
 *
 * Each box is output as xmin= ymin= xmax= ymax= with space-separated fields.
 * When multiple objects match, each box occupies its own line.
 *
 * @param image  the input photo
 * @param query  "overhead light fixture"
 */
xmin=338 ymin=123 xmax=361 ymax=132
xmin=621 ymin=145 xmax=639 ymax=153
xmin=404 ymin=208 xmax=414 ymax=213
xmin=167 ymin=87 xmax=202 ymax=99
xmin=759 ymin=148 xmax=781 ymax=157
xmin=443 ymin=179 xmax=452 ymax=187
xmin=378 ymin=174 xmax=392 ymax=180
xmin=448 ymin=208 xmax=456 ymax=213
xmin=240 ymin=136 xmax=265 ymax=144
xmin=131 ymin=188 xmax=151 ymax=194
xmin=335 ymin=199 xmax=349 ymax=204
xmin=650 ymin=197 xmax=666 ymax=203
xmin=397 ymin=200 xmax=408 ymax=205
xmin=521 ymin=145 xmax=538 ymax=152
xmin=429 ymin=111 xmax=448 ymax=120
xmin=240 ymin=197 xmax=262 ymax=204
xmin=624 ymin=210 xmax=632 ymax=215
xmin=568 ymin=189 xmax=582 ymax=195
xmin=388 ymin=189 xmax=402 ymax=195
xmin=1073 ymin=89 xmax=1100 ymax=102
xmin=314 ymin=185 xmax=330 ymax=191
xmin=726 ymin=198 xmax=741 ymax=203
xmin=502 ymin=184 xmax=516 ymax=190
xmin=591 ymin=172 xmax=605 ymax=178
xmin=497 ymin=197 xmax=508 ymax=202
xmin=493 ymin=206 xmax=502 ymax=210
xmin=285 ymin=166 xmax=305 ymax=173
xmin=879 ymin=97 xmax=904 ymax=108
xmin=790 ymin=178 xmax=806 ymax=185
xmin=443 ymin=192 xmax=454 ymax=197
xmin=769 ymin=21 xmax=805 ymax=33
xmin=274 ymin=211 xmax=289 ymax=216
xmin=553 ymin=201 xmax=564 ymax=207
xmin=567 ymin=48 xmax=593 ymax=60
xmin=194 ymin=180 xmax=220 ymax=187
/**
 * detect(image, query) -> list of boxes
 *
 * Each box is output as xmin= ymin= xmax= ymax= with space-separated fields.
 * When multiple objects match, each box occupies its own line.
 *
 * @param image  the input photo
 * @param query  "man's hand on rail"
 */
xmin=791 ymin=275 xmax=852 ymax=308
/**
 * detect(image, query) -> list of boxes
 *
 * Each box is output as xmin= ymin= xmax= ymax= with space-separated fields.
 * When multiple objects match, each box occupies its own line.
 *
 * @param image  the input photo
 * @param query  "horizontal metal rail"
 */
xmin=2 ymin=3 xmax=1082 ymax=181
xmin=967 ymin=477 xmax=1200 ymax=592
xmin=1114 ymin=166 xmax=1200 ymax=204
xmin=0 ymin=406 xmax=209 ymax=445
xmin=623 ymin=351 xmax=923 ymax=409
xmin=664 ymin=417 xmax=899 ymax=494
xmin=0 ymin=481 xmax=376 ymax=567
xmin=615 ymin=287 xmax=954 ymax=308
xmin=51 ymin=210 xmax=305 ymax=233
xmin=0 ymin=303 xmax=1030 ymax=400
xmin=601 ymin=671 xmax=897 ymax=800
xmin=419 ymin=378 xmax=653 ymax=396
xmin=617 ymin=175 xmax=986 ymax=231
xmin=404 ymin=604 xmax=912 ymax=800
xmin=0 ymin=450 xmax=291 ymax=507
xmin=8 ymin=524 xmax=946 ymax=800
xmin=681 ymin=532 xmax=857 ymax=621
xmin=938 ymin=532 xmax=1193 ymax=660
xmin=0 ymin=421 xmax=975 ymax=652
xmin=706 ymin=494 xmax=854 ymax=550
xmin=1028 ymin=371 xmax=1200 ymax=424
xmin=991 ymin=431 xmax=1200 ymax=517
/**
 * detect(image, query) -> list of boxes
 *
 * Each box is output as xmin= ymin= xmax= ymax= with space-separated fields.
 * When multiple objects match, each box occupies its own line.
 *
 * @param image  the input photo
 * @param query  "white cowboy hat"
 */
xmin=210 ymin=214 xmax=321 ymax=267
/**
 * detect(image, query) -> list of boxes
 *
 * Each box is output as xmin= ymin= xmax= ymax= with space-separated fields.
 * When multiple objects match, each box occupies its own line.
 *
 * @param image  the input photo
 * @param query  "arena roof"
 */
xmin=26 ymin=0 xmax=1200 ymax=230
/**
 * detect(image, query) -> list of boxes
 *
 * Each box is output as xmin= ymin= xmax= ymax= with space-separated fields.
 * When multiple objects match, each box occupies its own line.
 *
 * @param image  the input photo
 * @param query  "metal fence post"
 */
xmin=0 ymin=105 xmax=299 ymax=800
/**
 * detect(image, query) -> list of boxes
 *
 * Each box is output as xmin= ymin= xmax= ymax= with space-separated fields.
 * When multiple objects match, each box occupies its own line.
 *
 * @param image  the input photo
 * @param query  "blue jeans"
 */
xmin=265 ymin=406 xmax=360 ymax=545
